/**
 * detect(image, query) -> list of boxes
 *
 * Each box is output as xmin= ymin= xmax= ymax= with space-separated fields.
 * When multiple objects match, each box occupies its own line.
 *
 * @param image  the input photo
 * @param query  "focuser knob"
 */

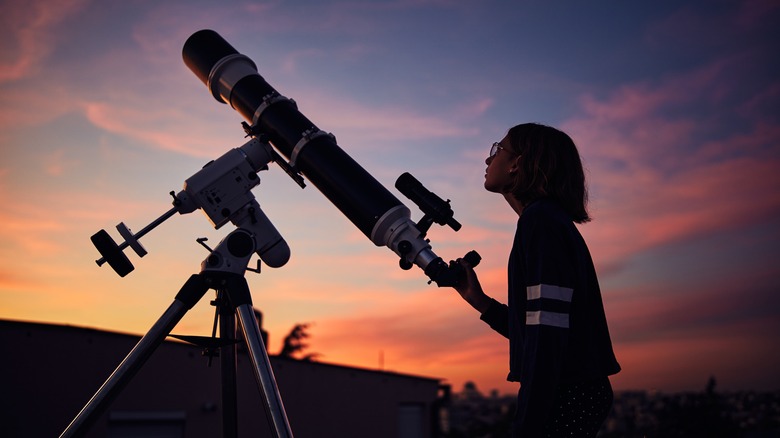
xmin=397 ymin=240 xmax=413 ymax=270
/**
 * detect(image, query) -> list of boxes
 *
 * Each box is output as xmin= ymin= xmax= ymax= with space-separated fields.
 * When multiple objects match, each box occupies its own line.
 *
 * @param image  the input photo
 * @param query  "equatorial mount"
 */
xmin=91 ymin=137 xmax=291 ymax=277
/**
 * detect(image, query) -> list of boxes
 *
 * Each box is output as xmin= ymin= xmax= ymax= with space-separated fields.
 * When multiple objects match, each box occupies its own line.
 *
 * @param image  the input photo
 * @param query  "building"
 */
xmin=0 ymin=319 xmax=441 ymax=437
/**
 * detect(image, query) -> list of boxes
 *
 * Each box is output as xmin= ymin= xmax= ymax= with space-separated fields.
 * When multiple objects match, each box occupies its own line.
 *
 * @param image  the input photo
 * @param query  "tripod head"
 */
xmin=92 ymin=137 xmax=290 ymax=277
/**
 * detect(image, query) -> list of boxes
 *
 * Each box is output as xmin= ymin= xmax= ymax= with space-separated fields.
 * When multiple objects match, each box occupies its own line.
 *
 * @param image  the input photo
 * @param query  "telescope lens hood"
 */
xmin=183 ymin=30 xmax=240 ymax=86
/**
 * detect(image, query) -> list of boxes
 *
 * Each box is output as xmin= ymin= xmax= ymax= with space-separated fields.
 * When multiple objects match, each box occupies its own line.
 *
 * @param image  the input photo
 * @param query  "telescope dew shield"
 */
xmin=183 ymin=30 xmax=407 ymax=246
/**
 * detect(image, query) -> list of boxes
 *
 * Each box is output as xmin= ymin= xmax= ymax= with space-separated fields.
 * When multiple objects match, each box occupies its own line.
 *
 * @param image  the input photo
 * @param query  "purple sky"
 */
xmin=1 ymin=0 xmax=779 ymax=394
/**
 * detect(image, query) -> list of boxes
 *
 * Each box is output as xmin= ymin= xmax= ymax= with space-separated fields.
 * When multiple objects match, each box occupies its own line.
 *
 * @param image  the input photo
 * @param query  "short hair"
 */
xmin=505 ymin=123 xmax=591 ymax=223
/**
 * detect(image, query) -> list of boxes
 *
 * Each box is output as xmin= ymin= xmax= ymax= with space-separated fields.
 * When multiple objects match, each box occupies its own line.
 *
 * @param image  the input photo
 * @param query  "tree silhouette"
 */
xmin=278 ymin=323 xmax=320 ymax=361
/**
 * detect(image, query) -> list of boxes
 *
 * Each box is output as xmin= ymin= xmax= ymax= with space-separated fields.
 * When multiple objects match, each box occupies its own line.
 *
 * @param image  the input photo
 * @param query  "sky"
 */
xmin=1 ymin=0 xmax=779 ymax=397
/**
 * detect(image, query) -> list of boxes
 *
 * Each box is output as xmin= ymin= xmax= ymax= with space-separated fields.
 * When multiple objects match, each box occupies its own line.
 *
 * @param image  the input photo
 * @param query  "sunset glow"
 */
xmin=1 ymin=0 xmax=779 ymax=397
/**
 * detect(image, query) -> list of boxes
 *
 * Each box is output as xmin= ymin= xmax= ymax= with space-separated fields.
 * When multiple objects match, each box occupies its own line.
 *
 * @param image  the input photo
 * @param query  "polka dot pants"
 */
xmin=543 ymin=377 xmax=613 ymax=437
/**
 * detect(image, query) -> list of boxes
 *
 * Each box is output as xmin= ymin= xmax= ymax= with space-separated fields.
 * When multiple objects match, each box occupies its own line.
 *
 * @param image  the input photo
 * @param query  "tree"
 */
xmin=278 ymin=323 xmax=320 ymax=361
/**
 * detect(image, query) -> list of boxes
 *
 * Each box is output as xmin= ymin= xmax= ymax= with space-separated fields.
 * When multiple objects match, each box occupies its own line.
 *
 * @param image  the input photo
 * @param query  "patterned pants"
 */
xmin=543 ymin=377 xmax=614 ymax=437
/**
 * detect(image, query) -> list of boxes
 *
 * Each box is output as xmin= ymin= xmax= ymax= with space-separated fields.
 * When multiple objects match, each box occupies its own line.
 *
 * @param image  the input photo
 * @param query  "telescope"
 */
xmin=182 ymin=29 xmax=479 ymax=286
xmin=65 ymin=30 xmax=480 ymax=437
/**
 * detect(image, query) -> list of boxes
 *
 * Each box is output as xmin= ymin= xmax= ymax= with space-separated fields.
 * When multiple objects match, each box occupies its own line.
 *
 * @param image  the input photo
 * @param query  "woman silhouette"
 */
xmin=452 ymin=123 xmax=621 ymax=437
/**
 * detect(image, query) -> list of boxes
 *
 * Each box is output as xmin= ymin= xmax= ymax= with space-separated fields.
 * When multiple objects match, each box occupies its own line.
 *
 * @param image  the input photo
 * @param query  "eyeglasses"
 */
xmin=489 ymin=142 xmax=509 ymax=158
xmin=489 ymin=141 xmax=520 ymax=158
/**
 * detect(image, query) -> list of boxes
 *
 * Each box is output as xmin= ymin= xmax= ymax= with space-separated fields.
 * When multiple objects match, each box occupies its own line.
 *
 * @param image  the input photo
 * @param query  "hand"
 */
xmin=450 ymin=258 xmax=492 ymax=313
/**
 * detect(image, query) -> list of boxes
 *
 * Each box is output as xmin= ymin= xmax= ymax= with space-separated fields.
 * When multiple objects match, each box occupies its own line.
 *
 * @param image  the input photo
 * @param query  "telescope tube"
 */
xmin=183 ymin=30 xmax=407 ymax=244
xmin=183 ymin=30 xmax=470 ymax=283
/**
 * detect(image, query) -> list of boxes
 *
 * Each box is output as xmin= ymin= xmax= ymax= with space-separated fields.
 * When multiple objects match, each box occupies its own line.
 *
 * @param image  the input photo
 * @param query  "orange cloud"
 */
xmin=300 ymin=286 xmax=514 ymax=391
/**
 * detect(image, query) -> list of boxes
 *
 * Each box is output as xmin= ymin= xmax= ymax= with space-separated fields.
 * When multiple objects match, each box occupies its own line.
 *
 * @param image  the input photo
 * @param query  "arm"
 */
xmin=451 ymin=259 xmax=510 ymax=338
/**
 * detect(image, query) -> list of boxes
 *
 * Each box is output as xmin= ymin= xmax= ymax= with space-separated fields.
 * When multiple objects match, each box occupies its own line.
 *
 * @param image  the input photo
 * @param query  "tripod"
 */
xmin=60 ymin=228 xmax=293 ymax=438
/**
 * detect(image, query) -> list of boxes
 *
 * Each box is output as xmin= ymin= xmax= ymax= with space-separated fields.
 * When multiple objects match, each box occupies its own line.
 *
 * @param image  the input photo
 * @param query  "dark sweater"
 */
xmin=480 ymin=198 xmax=620 ymax=436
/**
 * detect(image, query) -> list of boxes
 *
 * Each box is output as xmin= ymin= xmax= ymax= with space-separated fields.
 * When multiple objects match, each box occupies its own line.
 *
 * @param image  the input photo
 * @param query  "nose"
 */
xmin=485 ymin=155 xmax=493 ymax=165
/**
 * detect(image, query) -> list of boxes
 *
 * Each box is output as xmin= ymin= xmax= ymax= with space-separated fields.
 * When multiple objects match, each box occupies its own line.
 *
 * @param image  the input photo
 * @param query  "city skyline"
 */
xmin=1 ymin=0 xmax=779 ymax=395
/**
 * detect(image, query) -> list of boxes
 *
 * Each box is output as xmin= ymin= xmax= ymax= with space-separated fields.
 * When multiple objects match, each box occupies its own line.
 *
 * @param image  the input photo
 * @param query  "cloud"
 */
xmin=77 ymin=81 xmax=485 ymax=160
xmin=301 ymin=285 xmax=510 ymax=387
xmin=3 ymin=0 xmax=779 ymax=396
xmin=0 ymin=201 xmax=67 ymax=255
xmin=82 ymin=101 xmax=223 ymax=157
xmin=0 ymin=175 xmax=163 ymax=258
xmin=563 ymin=50 xmax=780 ymax=266
xmin=42 ymin=149 xmax=81 ymax=176
xmin=608 ymin=258 xmax=779 ymax=341
xmin=0 ymin=0 xmax=89 ymax=82
xmin=0 ymin=267 xmax=44 ymax=292
xmin=0 ymin=72 xmax=81 ymax=131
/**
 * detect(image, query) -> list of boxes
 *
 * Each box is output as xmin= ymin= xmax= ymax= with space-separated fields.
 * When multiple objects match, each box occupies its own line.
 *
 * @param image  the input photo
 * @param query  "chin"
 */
xmin=484 ymin=182 xmax=499 ymax=193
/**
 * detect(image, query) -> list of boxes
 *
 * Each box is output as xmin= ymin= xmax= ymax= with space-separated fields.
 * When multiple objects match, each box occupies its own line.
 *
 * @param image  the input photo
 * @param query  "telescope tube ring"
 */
xmin=290 ymin=128 xmax=334 ymax=167
xmin=252 ymin=93 xmax=295 ymax=127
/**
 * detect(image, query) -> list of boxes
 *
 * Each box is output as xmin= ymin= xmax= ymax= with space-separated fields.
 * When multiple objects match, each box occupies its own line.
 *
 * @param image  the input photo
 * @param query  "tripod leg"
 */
xmin=236 ymin=303 xmax=293 ymax=438
xmin=227 ymin=276 xmax=293 ymax=438
xmin=60 ymin=274 xmax=210 ymax=438
xmin=218 ymin=291 xmax=239 ymax=438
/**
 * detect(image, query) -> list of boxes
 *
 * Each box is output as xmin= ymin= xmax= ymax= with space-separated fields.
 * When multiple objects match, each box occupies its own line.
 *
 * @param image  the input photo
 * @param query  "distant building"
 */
xmin=1 ymin=319 xmax=441 ymax=437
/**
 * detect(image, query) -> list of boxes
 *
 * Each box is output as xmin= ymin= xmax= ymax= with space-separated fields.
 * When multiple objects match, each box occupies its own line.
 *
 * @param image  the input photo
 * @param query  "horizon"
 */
xmin=1 ymin=0 xmax=779 ymax=396
xmin=2 ymin=316 xmax=758 ymax=396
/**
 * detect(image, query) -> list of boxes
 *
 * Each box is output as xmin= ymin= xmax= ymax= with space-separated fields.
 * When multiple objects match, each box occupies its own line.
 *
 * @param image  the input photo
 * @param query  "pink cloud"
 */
xmin=0 ymin=0 xmax=89 ymax=82
xmin=608 ymin=259 xmax=777 ymax=338
xmin=42 ymin=149 xmax=80 ymax=176
xmin=283 ymin=245 xmax=779 ymax=393
xmin=583 ymin=155 xmax=780 ymax=265
xmin=563 ymin=53 xmax=780 ymax=266
xmin=82 ymin=101 xmax=237 ymax=158
xmin=0 ymin=80 xmax=79 ymax=130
